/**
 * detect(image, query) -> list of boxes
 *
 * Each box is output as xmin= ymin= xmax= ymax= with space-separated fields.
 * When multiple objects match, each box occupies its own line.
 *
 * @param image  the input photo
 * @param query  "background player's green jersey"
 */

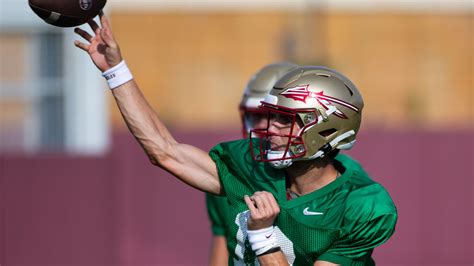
xmin=206 ymin=193 xmax=230 ymax=237
xmin=209 ymin=139 xmax=397 ymax=266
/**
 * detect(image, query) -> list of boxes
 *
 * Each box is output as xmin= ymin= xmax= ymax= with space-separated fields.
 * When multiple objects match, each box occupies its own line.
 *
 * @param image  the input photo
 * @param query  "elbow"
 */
xmin=143 ymin=140 xmax=180 ymax=170
xmin=148 ymin=154 xmax=160 ymax=166
xmin=142 ymin=140 xmax=173 ymax=167
xmin=147 ymin=150 xmax=171 ymax=168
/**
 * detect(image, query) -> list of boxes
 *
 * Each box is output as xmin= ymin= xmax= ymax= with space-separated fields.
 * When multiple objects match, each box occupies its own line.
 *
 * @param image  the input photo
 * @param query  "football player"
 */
xmin=207 ymin=62 xmax=299 ymax=266
xmin=74 ymin=14 xmax=397 ymax=265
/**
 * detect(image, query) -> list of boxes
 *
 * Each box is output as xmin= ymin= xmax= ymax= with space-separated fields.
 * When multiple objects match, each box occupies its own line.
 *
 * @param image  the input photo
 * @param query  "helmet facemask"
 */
xmin=250 ymin=103 xmax=319 ymax=168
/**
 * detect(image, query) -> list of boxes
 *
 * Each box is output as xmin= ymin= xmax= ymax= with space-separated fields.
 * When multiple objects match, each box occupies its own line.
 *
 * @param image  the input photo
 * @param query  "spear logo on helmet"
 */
xmin=280 ymin=85 xmax=312 ymax=103
xmin=280 ymin=85 xmax=360 ymax=119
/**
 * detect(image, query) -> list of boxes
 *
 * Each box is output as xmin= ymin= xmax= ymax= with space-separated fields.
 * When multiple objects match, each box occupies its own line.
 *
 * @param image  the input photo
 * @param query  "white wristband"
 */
xmin=247 ymin=226 xmax=278 ymax=256
xmin=102 ymin=60 xmax=133 ymax=89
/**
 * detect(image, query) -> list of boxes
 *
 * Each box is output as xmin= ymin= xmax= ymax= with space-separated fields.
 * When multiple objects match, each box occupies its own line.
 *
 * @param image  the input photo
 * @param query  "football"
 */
xmin=29 ymin=0 xmax=107 ymax=27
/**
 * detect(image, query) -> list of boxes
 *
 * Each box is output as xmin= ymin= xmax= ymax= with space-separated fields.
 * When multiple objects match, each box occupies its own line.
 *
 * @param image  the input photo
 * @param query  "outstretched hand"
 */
xmin=244 ymin=191 xmax=280 ymax=230
xmin=74 ymin=11 xmax=122 ymax=72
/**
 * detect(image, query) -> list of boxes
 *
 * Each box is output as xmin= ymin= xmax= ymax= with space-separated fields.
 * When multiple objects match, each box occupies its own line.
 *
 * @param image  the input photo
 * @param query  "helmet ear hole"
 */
xmin=319 ymin=128 xmax=337 ymax=138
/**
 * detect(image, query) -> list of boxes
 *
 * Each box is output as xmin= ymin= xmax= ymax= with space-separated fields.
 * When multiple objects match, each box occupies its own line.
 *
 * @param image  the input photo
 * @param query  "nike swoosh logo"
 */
xmin=303 ymin=207 xmax=324 ymax=216
xmin=265 ymin=233 xmax=273 ymax=239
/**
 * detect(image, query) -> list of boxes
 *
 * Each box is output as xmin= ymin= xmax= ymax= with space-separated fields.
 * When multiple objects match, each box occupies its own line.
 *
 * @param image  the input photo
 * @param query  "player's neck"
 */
xmin=285 ymin=158 xmax=339 ymax=196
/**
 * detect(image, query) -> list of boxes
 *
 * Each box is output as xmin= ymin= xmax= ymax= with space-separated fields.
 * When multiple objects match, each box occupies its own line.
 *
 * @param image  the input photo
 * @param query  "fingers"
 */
xmin=94 ymin=12 xmax=116 ymax=48
xmin=74 ymin=27 xmax=93 ymax=43
xmin=74 ymin=40 xmax=90 ymax=52
xmin=245 ymin=191 xmax=279 ymax=230
xmin=88 ymin=19 xmax=100 ymax=35
xmin=252 ymin=193 xmax=267 ymax=213
xmin=99 ymin=10 xmax=111 ymax=29
xmin=264 ymin=192 xmax=280 ymax=214
xmin=245 ymin=191 xmax=280 ymax=218
xmin=100 ymin=27 xmax=116 ymax=48
xmin=253 ymin=192 xmax=279 ymax=214
xmin=244 ymin=195 xmax=257 ymax=213
xmin=80 ymin=13 xmax=116 ymax=49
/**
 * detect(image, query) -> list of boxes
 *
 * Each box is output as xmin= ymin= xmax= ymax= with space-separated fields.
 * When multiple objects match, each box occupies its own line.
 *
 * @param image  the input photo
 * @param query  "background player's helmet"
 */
xmin=250 ymin=66 xmax=364 ymax=168
xmin=239 ymin=62 xmax=299 ymax=137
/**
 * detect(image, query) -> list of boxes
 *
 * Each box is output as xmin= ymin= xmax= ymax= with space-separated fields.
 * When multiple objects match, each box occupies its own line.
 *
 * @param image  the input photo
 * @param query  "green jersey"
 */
xmin=209 ymin=139 xmax=397 ymax=266
xmin=206 ymin=193 xmax=230 ymax=237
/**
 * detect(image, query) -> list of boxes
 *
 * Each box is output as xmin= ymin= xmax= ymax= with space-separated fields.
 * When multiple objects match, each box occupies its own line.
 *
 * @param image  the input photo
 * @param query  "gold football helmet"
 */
xmin=239 ymin=62 xmax=299 ymax=137
xmin=250 ymin=66 xmax=364 ymax=168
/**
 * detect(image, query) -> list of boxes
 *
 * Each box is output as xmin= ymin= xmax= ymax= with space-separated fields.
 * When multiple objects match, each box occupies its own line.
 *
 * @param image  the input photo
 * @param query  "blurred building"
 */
xmin=1 ymin=0 xmax=472 ymax=154
xmin=106 ymin=0 xmax=473 ymax=130
xmin=1 ymin=0 xmax=109 ymax=154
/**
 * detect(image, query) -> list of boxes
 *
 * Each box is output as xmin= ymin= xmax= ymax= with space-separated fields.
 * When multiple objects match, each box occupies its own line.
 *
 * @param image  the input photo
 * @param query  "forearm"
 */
xmin=257 ymin=251 xmax=289 ymax=266
xmin=112 ymin=79 xmax=176 ymax=165
xmin=111 ymin=79 xmax=222 ymax=194
xmin=209 ymin=236 xmax=228 ymax=266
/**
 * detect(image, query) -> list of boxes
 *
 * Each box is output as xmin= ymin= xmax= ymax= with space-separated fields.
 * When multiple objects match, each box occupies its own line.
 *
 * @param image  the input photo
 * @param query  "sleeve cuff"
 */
xmin=211 ymin=226 xmax=226 ymax=236
xmin=317 ymin=253 xmax=354 ymax=265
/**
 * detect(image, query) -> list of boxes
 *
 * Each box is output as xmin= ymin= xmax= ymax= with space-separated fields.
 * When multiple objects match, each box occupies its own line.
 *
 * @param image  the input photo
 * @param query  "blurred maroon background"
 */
xmin=1 ymin=128 xmax=473 ymax=265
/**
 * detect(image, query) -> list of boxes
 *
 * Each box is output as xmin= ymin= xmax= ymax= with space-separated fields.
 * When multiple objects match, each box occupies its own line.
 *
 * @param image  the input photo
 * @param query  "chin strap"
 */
xmin=309 ymin=130 xmax=356 ymax=159
xmin=266 ymin=150 xmax=294 ymax=169
xmin=266 ymin=130 xmax=355 ymax=168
